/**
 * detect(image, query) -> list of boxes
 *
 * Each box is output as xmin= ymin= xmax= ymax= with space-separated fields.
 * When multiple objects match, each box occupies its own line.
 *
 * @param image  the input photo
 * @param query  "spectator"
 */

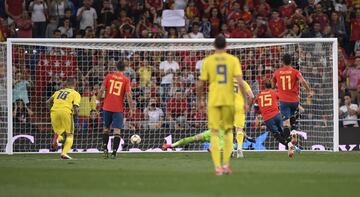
xmin=77 ymin=0 xmax=97 ymax=30
xmin=231 ymin=19 xmax=253 ymax=38
xmin=285 ymin=24 xmax=302 ymax=38
xmin=166 ymin=89 xmax=188 ymax=129
xmin=350 ymin=8 xmax=360 ymax=42
xmin=45 ymin=16 xmax=58 ymax=37
xmin=290 ymin=8 xmax=307 ymax=32
xmin=209 ymin=8 xmax=221 ymax=37
xmin=143 ymin=98 xmax=164 ymax=129
xmin=159 ymin=52 xmax=179 ymax=103
xmin=145 ymin=0 xmax=163 ymax=12
xmin=333 ymin=0 xmax=348 ymax=13
xmin=186 ymin=0 xmax=199 ymax=20
xmin=343 ymin=58 xmax=360 ymax=105
xmin=5 ymin=0 xmax=25 ymax=22
xmin=269 ymin=11 xmax=287 ymax=38
xmin=167 ymin=27 xmax=178 ymax=38
xmin=220 ymin=23 xmax=230 ymax=38
xmin=29 ymin=0 xmax=48 ymax=38
xmin=58 ymin=19 xmax=73 ymax=38
xmin=49 ymin=0 xmax=68 ymax=23
xmin=188 ymin=22 xmax=204 ymax=38
xmin=62 ymin=8 xmax=76 ymax=28
xmin=123 ymin=59 xmax=136 ymax=81
xmin=252 ymin=16 xmax=269 ymax=38
xmin=178 ymin=27 xmax=190 ymax=38
xmin=78 ymin=75 xmax=96 ymax=131
xmin=53 ymin=29 xmax=61 ymax=38
xmin=125 ymin=101 xmax=143 ymax=129
xmin=279 ymin=1 xmax=297 ymax=19
xmin=199 ymin=16 xmax=211 ymax=38
xmin=15 ymin=11 xmax=32 ymax=38
xmin=310 ymin=3 xmax=329 ymax=30
xmin=255 ymin=0 xmax=271 ymax=17
xmin=330 ymin=12 xmax=346 ymax=37
xmin=137 ymin=59 xmax=153 ymax=88
xmin=227 ymin=2 xmax=242 ymax=21
xmin=339 ymin=94 xmax=359 ymax=127
xmin=13 ymin=72 xmax=32 ymax=105
xmin=302 ymin=22 xmax=323 ymax=37
xmin=13 ymin=99 xmax=34 ymax=132
xmin=0 ymin=17 xmax=8 ymax=41
xmin=88 ymin=109 xmax=101 ymax=134
xmin=98 ymin=0 xmax=114 ymax=26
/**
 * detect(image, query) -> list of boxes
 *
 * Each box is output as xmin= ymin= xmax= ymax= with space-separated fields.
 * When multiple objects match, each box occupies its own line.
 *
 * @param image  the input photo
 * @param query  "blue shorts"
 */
xmin=103 ymin=111 xmax=124 ymax=129
xmin=265 ymin=114 xmax=283 ymax=134
xmin=280 ymin=102 xmax=299 ymax=120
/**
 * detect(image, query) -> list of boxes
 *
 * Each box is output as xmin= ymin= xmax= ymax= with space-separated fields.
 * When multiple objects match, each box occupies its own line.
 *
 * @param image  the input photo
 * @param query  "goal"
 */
xmin=2 ymin=38 xmax=338 ymax=154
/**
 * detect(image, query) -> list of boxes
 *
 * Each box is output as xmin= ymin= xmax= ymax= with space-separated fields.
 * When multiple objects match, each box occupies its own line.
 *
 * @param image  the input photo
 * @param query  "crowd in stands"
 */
xmin=2 ymin=0 xmax=359 ymax=129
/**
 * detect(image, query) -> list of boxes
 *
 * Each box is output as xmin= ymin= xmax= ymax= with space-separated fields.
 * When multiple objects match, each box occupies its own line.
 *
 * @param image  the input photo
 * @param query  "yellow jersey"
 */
xmin=200 ymin=52 xmax=242 ymax=107
xmin=234 ymin=79 xmax=251 ymax=105
xmin=51 ymin=88 xmax=81 ymax=114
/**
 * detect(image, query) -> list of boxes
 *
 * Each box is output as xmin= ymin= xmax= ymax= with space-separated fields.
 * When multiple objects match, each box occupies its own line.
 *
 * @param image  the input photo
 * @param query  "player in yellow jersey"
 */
xmin=196 ymin=36 xmax=249 ymax=176
xmin=233 ymin=80 xmax=254 ymax=158
xmin=46 ymin=77 xmax=81 ymax=160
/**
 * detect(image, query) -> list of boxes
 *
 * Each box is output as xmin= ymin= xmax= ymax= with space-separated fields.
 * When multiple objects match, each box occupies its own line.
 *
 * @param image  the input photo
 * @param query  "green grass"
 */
xmin=0 ymin=152 xmax=359 ymax=197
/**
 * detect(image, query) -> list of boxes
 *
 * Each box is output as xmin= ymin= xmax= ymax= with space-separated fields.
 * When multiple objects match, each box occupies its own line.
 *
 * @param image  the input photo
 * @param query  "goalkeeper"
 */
xmin=162 ymin=129 xmax=255 ymax=151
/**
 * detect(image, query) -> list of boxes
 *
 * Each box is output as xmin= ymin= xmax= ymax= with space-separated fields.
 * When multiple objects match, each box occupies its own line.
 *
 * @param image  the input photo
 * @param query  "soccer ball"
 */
xmin=130 ymin=134 xmax=141 ymax=144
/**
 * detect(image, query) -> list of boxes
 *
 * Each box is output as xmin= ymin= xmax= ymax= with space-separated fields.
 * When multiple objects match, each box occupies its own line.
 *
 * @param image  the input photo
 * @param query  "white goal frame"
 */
xmin=4 ymin=38 xmax=339 ymax=154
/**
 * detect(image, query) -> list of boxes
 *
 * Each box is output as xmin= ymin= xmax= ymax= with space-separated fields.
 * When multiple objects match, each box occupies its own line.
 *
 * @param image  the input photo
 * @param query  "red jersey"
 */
xmin=269 ymin=19 xmax=286 ymax=37
xmin=231 ymin=28 xmax=253 ymax=38
xmin=256 ymin=89 xmax=280 ymax=121
xmin=272 ymin=66 xmax=302 ymax=102
xmin=351 ymin=19 xmax=360 ymax=41
xmin=102 ymin=72 xmax=131 ymax=112
xmin=279 ymin=4 xmax=296 ymax=18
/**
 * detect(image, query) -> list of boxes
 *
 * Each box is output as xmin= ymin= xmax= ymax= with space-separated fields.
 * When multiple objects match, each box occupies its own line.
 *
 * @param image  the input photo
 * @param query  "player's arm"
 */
xmin=298 ymin=74 xmax=314 ymax=98
xmin=96 ymin=76 xmax=108 ymax=104
xmin=246 ymin=88 xmax=255 ymax=111
xmin=196 ymin=59 xmax=208 ymax=109
xmin=235 ymin=76 xmax=249 ymax=106
xmin=46 ymin=95 xmax=54 ymax=109
xmin=126 ymin=91 xmax=135 ymax=112
xmin=73 ymin=92 xmax=81 ymax=117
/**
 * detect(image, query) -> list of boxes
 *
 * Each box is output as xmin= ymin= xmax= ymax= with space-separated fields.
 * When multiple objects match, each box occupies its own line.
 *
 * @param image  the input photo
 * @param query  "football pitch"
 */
xmin=0 ymin=152 xmax=359 ymax=197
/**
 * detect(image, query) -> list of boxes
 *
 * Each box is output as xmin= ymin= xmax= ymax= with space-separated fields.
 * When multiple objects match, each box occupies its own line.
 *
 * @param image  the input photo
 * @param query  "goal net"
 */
xmin=4 ymin=38 xmax=338 ymax=154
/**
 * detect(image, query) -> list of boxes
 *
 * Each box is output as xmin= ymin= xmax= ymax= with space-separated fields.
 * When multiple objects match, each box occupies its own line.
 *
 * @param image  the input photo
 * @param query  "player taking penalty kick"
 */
xmin=47 ymin=77 xmax=81 ymax=160
xmin=196 ymin=36 xmax=249 ymax=176
xmin=272 ymin=54 xmax=313 ymax=157
xmin=97 ymin=60 xmax=135 ymax=159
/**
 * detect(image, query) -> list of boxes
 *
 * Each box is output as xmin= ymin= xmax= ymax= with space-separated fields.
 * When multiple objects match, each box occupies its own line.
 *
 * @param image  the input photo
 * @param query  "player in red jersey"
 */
xmin=255 ymin=81 xmax=298 ymax=158
xmin=96 ymin=60 xmax=135 ymax=159
xmin=272 ymin=54 xmax=313 ymax=156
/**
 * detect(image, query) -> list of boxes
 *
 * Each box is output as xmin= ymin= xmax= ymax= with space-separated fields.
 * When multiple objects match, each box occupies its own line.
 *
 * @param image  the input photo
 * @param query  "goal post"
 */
xmin=3 ymin=38 xmax=338 ymax=154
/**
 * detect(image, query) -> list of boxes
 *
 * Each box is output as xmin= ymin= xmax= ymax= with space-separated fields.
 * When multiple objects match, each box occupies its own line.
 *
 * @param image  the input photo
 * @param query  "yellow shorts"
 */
xmin=50 ymin=110 xmax=74 ymax=135
xmin=234 ymin=102 xmax=245 ymax=128
xmin=208 ymin=106 xmax=234 ymax=130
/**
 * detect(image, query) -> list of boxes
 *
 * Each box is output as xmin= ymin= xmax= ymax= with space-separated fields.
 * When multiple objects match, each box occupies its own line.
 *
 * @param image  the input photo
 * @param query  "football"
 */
xmin=130 ymin=134 xmax=142 ymax=144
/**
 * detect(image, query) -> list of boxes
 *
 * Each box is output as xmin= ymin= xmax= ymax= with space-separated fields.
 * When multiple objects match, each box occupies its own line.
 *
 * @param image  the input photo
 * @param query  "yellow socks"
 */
xmin=62 ymin=134 xmax=74 ymax=156
xmin=210 ymin=131 xmax=221 ymax=168
xmin=223 ymin=130 xmax=233 ymax=166
xmin=236 ymin=130 xmax=245 ymax=151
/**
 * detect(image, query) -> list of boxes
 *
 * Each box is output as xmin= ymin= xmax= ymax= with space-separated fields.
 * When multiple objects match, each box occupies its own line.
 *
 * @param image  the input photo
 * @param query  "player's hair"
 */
xmin=264 ymin=80 xmax=272 ymax=89
xmin=214 ymin=35 xmax=226 ymax=49
xmin=116 ymin=60 xmax=126 ymax=71
xmin=282 ymin=54 xmax=292 ymax=65
xmin=65 ymin=77 xmax=77 ymax=87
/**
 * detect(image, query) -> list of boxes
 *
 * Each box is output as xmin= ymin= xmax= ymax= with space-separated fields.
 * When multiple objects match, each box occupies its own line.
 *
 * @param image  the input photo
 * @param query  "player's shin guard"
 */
xmin=172 ymin=136 xmax=196 ymax=147
xmin=223 ymin=130 xmax=233 ymax=166
xmin=210 ymin=132 xmax=221 ymax=169
xmin=283 ymin=126 xmax=291 ymax=143
xmin=102 ymin=132 xmax=109 ymax=149
xmin=113 ymin=135 xmax=121 ymax=152
xmin=273 ymin=132 xmax=287 ymax=146
xmin=61 ymin=133 xmax=73 ymax=156
xmin=236 ymin=130 xmax=244 ymax=151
